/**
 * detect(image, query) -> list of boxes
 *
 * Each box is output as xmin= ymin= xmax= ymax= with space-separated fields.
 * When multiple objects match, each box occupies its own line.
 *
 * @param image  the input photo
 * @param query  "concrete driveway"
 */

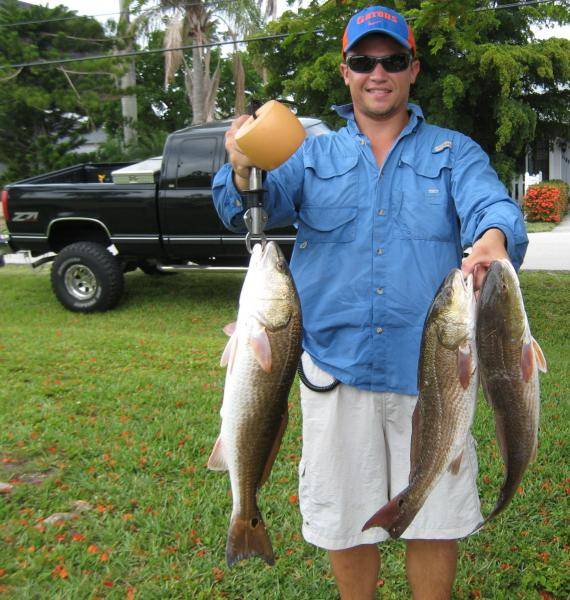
xmin=520 ymin=215 xmax=570 ymax=271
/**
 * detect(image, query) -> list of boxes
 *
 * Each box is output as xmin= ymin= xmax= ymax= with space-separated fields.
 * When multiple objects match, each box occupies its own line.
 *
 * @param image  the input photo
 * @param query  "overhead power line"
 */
xmin=0 ymin=30 xmax=322 ymax=71
xmin=0 ymin=0 xmax=557 ymax=29
xmin=0 ymin=1 xmax=228 ymax=29
xmin=0 ymin=0 xmax=559 ymax=72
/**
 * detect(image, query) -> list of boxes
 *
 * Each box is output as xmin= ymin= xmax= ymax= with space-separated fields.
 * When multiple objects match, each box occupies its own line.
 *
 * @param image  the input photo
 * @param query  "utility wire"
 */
xmin=0 ymin=0 xmax=557 ymax=29
xmin=0 ymin=0 xmax=560 ymax=71
xmin=0 ymin=29 xmax=321 ymax=70
xmin=0 ymin=0 xmax=228 ymax=28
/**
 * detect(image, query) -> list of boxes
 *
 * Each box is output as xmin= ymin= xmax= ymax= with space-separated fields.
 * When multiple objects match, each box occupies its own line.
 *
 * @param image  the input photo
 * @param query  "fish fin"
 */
xmin=448 ymin=450 xmax=464 ymax=475
xmin=223 ymin=322 xmax=237 ymax=336
xmin=521 ymin=340 xmax=535 ymax=382
xmin=249 ymin=327 xmax=272 ymax=373
xmin=207 ymin=435 xmax=228 ymax=471
xmin=409 ymin=402 xmax=421 ymax=483
xmin=532 ymin=337 xmax=547 ymax=373
xmin=220 ymin=332 xmax=238 ymax=372
xmin=226 ymin=513 xmax=274 ymax=567
xmin=529 ymin=437 xmax=538 ymax=463
xmin=494 ymin=413 xmax=509 ymax=466
xmin=457 ymin=343 xmax=473 ymax=390
xmin=259 ymin=410 xmax=288 ymax=488
xmin=362 ymin=493 xmax=405 ymax=538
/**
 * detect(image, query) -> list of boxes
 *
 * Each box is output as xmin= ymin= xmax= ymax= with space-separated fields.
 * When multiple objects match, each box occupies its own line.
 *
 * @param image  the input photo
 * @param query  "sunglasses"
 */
xmin=345 ymin=53 xmax=412 ymax=74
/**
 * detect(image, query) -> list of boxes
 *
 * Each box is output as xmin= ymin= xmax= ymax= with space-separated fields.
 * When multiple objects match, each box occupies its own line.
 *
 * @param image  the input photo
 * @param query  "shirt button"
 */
xmin=299 ymin=241 xmax=308 ymax=249
xmin=376 ymin=327 xmax=384 ymax=334
xmin=376 ymin=287 xmax=383 ymax=295
xmin=376 ymin=248 xmax=384 ymax=255
xmin=359 ymin=139 xmax=365 ymax=145
xmin=377 ymin=209 xmax=385 ymax=216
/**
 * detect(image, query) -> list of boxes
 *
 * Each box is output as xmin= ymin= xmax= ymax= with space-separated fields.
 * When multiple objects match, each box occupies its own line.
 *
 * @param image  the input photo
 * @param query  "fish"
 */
xmin=207 ymin=241 xmax=302 ymax=566
xmin=362 ymin=269 xmax=478 ymax=539
xmin=474 ymin=258 xmax=546 ymax=528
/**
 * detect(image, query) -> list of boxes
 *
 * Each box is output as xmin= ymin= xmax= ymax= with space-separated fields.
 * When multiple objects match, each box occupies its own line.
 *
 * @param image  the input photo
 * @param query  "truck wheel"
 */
xmin=51 ymin=242 xmax=124 ymax=312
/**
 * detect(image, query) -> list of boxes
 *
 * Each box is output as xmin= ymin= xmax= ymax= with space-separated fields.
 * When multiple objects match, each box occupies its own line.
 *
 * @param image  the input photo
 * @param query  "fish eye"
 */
xmin=276 ymin=261 xmax=285 ymax=272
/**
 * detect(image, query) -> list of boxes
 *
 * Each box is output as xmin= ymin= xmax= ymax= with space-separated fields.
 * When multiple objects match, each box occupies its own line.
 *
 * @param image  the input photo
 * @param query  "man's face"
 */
xmin=340 ymin=34 xmax=420 ymax=122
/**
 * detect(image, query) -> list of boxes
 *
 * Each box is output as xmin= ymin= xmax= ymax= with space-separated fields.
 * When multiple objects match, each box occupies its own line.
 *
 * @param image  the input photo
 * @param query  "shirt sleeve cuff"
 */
xmin=212 ymin=164 xmax=246 ymax=232
xmin=472 ymin=218 xmax=527 ymax=271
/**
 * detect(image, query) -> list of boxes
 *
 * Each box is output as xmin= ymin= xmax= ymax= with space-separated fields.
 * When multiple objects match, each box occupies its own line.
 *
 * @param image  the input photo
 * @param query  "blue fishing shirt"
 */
xmin=212 ymin=103 xmax=528 ymax=395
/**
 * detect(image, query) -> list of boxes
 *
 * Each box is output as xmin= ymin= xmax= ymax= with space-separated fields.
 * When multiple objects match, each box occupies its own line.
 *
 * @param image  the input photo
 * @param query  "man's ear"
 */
xmin=339 ymin=62 xmax=349 ymax=85
xmin=410 ymin=58 xmax=420 ymax=85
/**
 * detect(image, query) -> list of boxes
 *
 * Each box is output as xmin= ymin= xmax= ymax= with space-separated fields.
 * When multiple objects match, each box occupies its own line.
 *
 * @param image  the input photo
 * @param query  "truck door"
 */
xmin=161 ymin=135 xmax=223 ymax=262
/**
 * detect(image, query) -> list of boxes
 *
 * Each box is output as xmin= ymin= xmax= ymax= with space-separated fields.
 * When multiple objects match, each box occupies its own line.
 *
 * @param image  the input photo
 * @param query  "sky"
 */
xmin=21 ymin=0 xmax=570 ymax=40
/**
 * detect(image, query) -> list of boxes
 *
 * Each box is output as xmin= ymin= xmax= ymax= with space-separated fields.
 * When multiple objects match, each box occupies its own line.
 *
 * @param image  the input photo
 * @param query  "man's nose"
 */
xmin=369 ymin=61 xmax=389 ymax=77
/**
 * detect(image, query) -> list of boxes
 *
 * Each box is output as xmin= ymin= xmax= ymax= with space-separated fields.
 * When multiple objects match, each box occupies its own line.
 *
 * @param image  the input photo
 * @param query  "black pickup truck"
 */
xmin=0 ymin=117 xmax=329 ymax=312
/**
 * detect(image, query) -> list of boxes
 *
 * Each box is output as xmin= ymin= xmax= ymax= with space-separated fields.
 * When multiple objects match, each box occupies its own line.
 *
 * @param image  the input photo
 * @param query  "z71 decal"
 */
xmin=13 ymin=212 xmax=39 ymax=222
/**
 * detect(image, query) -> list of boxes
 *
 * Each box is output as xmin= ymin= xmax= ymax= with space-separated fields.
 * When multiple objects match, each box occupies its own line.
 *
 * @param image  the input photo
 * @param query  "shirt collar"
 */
xmin=332 ymin=102 xmax=424 ymax=137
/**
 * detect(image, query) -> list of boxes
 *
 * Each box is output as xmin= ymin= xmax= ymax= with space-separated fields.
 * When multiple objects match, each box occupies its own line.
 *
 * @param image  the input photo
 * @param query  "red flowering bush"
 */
xmin=523 ymin=181 xmax=569 ymax=223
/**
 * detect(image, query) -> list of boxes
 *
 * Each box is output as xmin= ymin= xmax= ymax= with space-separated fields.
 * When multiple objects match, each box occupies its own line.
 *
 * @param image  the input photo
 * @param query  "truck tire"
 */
xmin=51 ymin=242 xmax=124 ymax=312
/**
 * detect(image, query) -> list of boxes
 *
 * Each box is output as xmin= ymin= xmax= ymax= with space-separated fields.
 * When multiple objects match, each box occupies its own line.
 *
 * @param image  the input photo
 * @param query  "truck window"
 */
xmin=176 ymin=137 xmax=217 ymax=188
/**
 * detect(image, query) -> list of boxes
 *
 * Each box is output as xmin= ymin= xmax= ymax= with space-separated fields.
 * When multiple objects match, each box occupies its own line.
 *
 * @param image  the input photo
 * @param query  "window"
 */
xmin=176 ymin=137 xmax=217 ymax=188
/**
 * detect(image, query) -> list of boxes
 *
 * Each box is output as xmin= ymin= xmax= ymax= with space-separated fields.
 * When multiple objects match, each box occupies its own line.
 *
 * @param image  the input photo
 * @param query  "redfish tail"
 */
xmin=468 ymin=490 xmax=514 ymax=536
xmin=226 ymin=513 xmax=274 ymax=567
xmin=362 ymin=493 xmax=406 ymax=539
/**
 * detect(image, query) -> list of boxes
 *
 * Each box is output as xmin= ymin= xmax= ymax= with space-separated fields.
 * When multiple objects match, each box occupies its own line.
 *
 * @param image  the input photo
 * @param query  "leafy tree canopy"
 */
xmin=250 ymin=0 xmax=570 ymax=182
xmin=0 ymin=0 xmax=116 ymax=184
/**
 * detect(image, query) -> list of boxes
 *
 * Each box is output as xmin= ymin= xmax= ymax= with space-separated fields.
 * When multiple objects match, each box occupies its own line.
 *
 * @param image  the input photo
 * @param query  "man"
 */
xmin=212 ymin=5 xmax=528 ymax=599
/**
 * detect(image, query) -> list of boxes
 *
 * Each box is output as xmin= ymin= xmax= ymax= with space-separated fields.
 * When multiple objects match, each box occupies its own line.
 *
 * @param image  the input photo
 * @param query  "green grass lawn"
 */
xmin=525 ymin=221 xmax=560 ymax=233
xmin=0 ymin=267 xmax=568 ymax=599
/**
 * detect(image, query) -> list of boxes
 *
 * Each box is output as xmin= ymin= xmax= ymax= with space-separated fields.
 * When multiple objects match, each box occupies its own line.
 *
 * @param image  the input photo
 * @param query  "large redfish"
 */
xmin=363 ymin=269 xmax=478 ymax=538
xmin=475 ymin=258 xmax=546 ymax=528
xmin=208 ymin=241 xmax=302 ymax=566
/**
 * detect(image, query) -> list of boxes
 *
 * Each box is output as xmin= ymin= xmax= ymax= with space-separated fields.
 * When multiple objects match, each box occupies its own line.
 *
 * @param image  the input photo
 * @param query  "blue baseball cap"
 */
xmin=342 ymin=5 xmax=416 ymax=56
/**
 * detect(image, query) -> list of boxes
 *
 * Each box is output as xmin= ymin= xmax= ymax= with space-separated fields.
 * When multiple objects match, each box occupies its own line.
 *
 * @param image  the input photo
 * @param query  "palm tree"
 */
xmin=160 ymin=0 xmax=278 ymax=123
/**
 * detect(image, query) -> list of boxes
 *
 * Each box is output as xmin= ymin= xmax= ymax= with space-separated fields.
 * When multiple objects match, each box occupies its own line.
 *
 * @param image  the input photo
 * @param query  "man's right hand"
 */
xmin=225 ymin=115 xmax=254 ymax=192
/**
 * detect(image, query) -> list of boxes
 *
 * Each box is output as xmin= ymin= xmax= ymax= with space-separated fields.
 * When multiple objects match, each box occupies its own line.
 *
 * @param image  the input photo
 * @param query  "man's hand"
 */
xmin=461 ymin=228 xmax=509 ymax=291
xmin=225 ymin=115 xmax=254 ymax=192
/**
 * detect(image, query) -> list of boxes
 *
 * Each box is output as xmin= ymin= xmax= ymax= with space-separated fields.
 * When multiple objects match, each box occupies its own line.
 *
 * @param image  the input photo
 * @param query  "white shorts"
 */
xmin=298 ymin=353 xmax=483 ymax=551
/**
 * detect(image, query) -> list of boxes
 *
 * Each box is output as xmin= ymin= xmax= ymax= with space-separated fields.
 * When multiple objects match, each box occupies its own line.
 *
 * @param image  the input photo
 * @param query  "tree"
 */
xmin=0 ymin=0 xmax=116 ymax=184
xmin=251 ymin=0 xmax=570 ymax=182
xmin=115 ymin=0 xmax=139 ymax=146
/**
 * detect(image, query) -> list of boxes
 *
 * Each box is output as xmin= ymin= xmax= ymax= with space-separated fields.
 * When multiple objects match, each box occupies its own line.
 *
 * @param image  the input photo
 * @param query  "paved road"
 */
xmin=520 ymin=214 xmax=570 ymax=271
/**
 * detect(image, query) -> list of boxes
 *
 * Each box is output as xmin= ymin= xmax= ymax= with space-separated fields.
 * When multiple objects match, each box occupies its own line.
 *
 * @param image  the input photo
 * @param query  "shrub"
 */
xmin=523 ymin=180 xmax=569 ymax=222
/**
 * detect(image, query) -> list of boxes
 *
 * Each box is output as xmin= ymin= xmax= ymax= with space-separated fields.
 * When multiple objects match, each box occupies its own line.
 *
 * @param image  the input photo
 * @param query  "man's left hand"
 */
xmin=461 ymin=228 xmax=509 ymax=291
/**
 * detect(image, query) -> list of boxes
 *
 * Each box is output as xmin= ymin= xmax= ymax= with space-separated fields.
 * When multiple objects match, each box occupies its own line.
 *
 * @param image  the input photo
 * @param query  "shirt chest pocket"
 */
xmin=394 ymin=152 xmax=455 ymax=242
xmin=303 ymin=153 xmax=359 ymax=208
xmin=297 ymin=206 xmax=358 ymax=244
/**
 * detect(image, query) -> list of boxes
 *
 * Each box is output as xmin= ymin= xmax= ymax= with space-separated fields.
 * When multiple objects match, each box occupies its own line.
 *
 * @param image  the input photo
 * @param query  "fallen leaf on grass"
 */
xmin=87 ymin=544 xmax=100 ymax=554
xmin=126 ymin=587 xmax=136 ymax=600
xmin=43 ymin=512 xmax=79 ymax=525
xmin=0 ymin=482 xmax=13 ymax=494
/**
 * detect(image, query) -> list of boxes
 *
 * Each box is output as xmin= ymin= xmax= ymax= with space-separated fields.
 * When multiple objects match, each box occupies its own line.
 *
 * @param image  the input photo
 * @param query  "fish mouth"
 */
xmin=457 ymin=271 xmax=472 ymax=293
xmin=260 ymin=241 xmax=286 ymax=268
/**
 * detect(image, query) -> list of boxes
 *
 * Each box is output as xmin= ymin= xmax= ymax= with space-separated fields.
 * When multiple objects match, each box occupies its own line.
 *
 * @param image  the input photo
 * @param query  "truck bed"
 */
xmin=12 ymin=162 xmax=133 ymax=185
